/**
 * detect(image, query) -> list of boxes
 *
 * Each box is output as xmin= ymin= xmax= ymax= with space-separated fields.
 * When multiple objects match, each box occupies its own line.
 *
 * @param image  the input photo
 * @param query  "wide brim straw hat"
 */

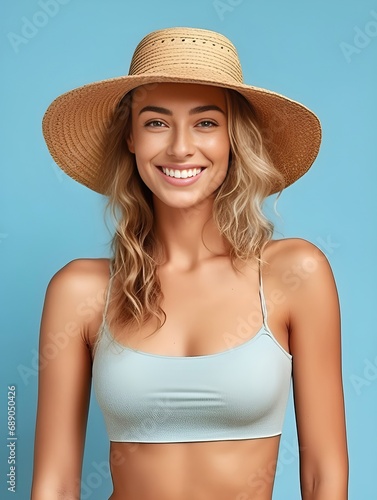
xmin=42 ymin=27 xmax=321 ymax=195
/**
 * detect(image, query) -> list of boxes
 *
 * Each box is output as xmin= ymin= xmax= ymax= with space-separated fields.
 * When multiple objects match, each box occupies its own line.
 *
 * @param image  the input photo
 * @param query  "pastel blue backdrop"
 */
xmin=1 ymin=0 xmax=376 ymax=498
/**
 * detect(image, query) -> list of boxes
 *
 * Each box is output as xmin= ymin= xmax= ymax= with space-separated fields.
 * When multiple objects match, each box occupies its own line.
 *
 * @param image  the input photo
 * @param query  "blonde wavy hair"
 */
xmin=97 ymin=87 xmax=284 ymax=340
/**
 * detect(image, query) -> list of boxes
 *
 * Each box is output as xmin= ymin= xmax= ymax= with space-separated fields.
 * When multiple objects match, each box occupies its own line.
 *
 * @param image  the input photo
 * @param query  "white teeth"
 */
xmin=161 ymin=167 xmax=202 ymax=179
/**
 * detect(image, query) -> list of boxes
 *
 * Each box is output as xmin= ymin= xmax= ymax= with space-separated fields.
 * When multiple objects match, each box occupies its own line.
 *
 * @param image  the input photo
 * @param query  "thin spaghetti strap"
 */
xmin=102 ymin=260 xmax=115 ymax=323
xmin=258 ymin=259 xmax=268 ymax=328
xmin=94 ymin=261 xmax=115 ymax=352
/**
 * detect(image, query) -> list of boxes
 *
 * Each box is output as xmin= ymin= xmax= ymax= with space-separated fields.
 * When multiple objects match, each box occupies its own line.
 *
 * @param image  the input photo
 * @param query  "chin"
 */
xmin=156 ymin=195 xmax=211 ymax=211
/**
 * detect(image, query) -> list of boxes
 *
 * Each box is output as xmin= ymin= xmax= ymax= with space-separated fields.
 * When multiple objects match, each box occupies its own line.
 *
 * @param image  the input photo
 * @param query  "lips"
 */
xmin=156 ymin=165 xmax=206 ymax=186
xmin=160 ymin=167 xmax=203 ymax=179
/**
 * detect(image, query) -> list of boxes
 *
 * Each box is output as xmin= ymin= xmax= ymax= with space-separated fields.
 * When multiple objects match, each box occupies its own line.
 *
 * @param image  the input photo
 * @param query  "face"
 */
xmin=127 ymin=83 xmax=230 ymax=211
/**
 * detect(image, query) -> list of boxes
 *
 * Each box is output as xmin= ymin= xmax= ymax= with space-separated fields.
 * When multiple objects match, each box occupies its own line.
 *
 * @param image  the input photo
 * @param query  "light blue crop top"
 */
xmin=92 ymin=268 xmax=292 ymax=443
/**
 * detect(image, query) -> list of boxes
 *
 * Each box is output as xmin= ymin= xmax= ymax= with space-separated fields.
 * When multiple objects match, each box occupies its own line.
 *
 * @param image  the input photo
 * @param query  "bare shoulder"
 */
xmin=263 ymin=238 xmax=339 ymax=327
xmin=263 ymin=237 xmax=335 ymax=284
xmin=261 ymin=238 xmax=339 ymax=316
xmin=45 ymin=258 xmax=111 ymax=344
xmin=48 ymin=257 xmax=110 ymax=290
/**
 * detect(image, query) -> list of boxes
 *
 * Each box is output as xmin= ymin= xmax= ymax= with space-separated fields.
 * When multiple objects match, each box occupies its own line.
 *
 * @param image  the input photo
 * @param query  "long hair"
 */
xmin=96 ymin=87 xmax=284 ymax=342
xmin=215 ymin=90 xmax=284 ymax=263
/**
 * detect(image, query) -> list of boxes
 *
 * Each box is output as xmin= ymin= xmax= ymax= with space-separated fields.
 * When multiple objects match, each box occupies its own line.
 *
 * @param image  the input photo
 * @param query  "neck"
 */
xmin=153 ymin=196 xmax=230 ymax=271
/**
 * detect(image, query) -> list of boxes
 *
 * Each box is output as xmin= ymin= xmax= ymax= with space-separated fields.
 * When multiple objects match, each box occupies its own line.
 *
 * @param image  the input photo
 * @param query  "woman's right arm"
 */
xmin=30 ymin=260 xmax=106 ymax=500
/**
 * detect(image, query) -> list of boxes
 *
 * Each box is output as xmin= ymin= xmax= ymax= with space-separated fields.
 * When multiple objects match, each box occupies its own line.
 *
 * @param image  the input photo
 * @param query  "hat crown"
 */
xmin=129 ymin=27 xmax=243 ymax=85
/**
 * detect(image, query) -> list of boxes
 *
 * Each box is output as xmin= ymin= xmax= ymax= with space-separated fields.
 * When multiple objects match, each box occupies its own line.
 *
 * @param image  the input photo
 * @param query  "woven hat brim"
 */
xmin=42 ymin=74 xmax=321 ymax=195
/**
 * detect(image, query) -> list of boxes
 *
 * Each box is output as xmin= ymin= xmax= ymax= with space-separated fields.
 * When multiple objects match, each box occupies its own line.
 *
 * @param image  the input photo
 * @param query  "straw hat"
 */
xmin=42 ymin=27 xmax=321 ymax=195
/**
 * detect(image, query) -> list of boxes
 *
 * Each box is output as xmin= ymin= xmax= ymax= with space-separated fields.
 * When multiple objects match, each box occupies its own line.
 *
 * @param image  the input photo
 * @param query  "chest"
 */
xmin=110 ymin=260 xmax=266 ymax=356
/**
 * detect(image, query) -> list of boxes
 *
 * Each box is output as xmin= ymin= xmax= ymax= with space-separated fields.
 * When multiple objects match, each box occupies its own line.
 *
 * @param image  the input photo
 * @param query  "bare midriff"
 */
xmin=107 ymin=436 xmax=280 ymax=500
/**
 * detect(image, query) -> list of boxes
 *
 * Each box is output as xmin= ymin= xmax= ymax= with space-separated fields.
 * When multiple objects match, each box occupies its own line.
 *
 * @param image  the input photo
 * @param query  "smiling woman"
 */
xmin=31 ymin=27 xmax=348 ymax=500
xmin=127 ymin=84 xmax=230 ymax=207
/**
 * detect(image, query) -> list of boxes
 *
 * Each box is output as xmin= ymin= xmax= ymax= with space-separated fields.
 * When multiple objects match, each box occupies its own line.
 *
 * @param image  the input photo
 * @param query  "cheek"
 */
xmin=134 ymin=152 xmax=152 ymax=183
xmin=207 ymin=135 xmax=231 ymax=164
xmin=133 ymin=132 xmax=162 ymax=161
xmin=206 ymin=137 xmax=231 ymax=181
xmin=132 ymin=138 xmax=160 ymax=187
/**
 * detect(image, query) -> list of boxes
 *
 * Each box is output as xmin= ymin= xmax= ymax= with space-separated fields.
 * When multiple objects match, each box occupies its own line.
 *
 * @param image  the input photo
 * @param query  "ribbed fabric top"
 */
xmin=92 ymin=270 xmax=292 ymax=443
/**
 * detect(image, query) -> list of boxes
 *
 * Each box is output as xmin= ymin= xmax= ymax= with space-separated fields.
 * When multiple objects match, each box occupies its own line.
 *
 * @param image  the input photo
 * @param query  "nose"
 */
xmin=166 ymin=125 xmax=195 ymax=159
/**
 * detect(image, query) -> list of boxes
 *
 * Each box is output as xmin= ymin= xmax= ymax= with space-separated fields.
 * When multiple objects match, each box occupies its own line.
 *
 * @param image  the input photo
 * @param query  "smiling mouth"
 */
xmin=160 ymin=167 xmax=204 ymax=179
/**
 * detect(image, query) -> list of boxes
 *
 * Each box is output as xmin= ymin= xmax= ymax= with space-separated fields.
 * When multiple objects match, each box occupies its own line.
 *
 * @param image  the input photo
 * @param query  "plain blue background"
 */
xmin=1 ymin=0 xmax=376 ymax=498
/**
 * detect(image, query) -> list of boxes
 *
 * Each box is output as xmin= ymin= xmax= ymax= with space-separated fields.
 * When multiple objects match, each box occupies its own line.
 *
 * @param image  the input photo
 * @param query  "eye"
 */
xmin=197 ymin=120 xmax=217 ymax=128
xmin=145 ymin=120 xmax=167 ymax=128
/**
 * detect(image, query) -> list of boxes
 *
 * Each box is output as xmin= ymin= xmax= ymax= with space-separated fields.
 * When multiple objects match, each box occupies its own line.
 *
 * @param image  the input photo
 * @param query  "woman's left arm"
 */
xmin=287 ymin=240 xmax=348 ymax=499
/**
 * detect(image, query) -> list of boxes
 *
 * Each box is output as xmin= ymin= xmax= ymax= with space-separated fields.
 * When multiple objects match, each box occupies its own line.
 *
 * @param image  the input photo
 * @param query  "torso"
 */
xmin=86 ymin=240 xmax=292 ymax=500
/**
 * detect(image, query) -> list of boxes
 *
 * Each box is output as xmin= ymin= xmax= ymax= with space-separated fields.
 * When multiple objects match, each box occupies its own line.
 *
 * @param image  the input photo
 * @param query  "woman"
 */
xmin=31 ymin=27 xmax=348 ymax=499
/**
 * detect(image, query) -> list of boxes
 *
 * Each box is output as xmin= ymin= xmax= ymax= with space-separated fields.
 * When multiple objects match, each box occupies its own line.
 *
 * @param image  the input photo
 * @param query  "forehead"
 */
xmin=131 ymin=82 xmax=227 ymax=110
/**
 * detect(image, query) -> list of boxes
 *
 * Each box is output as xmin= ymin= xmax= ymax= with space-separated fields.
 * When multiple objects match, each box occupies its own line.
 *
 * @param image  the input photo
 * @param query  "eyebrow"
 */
xmin=138 ymin=105 xmax=225 ymax=116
